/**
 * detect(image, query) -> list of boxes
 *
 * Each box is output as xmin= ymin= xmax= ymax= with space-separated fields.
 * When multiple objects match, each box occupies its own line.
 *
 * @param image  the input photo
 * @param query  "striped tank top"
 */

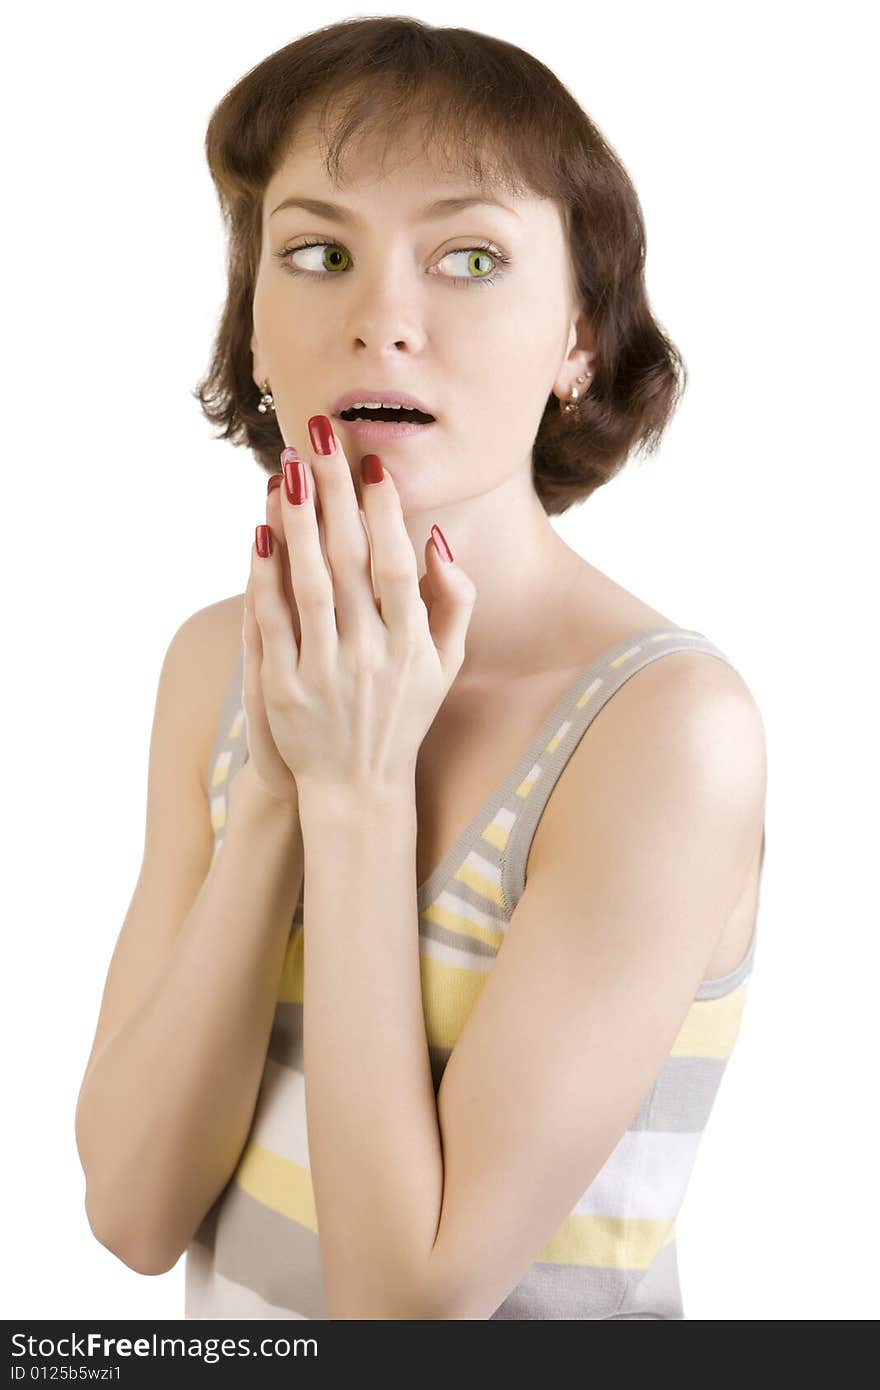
xmin=184 ymin=624 xmax=761 ymax=1319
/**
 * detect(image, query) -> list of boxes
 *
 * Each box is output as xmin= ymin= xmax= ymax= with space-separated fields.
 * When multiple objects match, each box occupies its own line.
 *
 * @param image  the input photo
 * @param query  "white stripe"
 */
xmin=574 ymin=1129 xmax=703 ymax=1219
xmin=461 ymin=850 xmax=502 ymax=885
xmin=419 ymin=933 xmax=495 ymax=973
xmin=247 ymin=1056 xmax=310 ymax=1167
xmin=431 ymin=887 xmax=506 ymax=932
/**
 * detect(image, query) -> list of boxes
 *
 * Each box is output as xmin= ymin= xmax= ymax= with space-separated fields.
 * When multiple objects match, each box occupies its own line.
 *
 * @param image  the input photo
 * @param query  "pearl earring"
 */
xmin=561 ymin=370 xmax=593 ymax=414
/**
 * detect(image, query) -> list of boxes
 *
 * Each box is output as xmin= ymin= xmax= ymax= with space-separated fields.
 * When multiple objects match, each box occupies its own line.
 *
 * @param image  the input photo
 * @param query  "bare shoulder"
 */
xmin=533 ymin=641 xmax=767 ymax=875
xmin=591 ymin=644 xmax=765 ymax=802
xmin=568 ymin=559 xmax=766 ymax=775
xmin=630 ymin=647 xmax=766 ymax=791
xmin=174 ymin=591 xmax=246 ymax=799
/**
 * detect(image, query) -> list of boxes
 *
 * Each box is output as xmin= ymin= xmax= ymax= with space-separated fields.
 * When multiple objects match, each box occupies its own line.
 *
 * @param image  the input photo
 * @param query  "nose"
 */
xmin=345 ymin=255 xmax=427 ymax=354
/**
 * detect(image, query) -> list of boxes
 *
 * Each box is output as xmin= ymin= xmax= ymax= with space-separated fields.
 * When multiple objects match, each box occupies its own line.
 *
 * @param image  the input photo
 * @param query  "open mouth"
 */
xmin=338 ymin=406 xmax=435 ymax=424
xmin=333 ymin=406 xmax=437 ymax=442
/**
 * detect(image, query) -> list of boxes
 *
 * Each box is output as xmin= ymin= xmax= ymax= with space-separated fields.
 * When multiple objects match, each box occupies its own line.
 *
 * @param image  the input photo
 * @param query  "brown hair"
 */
xmin=193 ymin=16 xmax=686 ymax=516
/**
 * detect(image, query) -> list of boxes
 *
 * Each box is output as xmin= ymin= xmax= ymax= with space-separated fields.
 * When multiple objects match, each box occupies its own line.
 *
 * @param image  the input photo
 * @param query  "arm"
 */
xmin=299 ymin=659 xmax=766 ymax=1319
xmin=298 ymin=776 xmax=446 ymax=1318
xmin=75 ymin=761 xmax=303 ymax=1274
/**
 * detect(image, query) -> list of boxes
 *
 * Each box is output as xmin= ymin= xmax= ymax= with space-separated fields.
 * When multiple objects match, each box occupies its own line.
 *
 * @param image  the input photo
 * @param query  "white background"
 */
xmin=3 ymin=0 xmax=877 ymax=1321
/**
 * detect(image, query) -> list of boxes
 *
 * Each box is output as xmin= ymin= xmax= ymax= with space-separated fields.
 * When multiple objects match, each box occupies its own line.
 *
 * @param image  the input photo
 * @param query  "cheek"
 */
xmin=252 ymin=277 xmax=290 ymax=339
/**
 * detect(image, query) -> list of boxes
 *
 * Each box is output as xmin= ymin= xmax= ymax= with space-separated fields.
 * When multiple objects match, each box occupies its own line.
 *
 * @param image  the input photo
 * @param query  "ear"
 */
xmin=566 ymin=306 xmax=597 ymax=367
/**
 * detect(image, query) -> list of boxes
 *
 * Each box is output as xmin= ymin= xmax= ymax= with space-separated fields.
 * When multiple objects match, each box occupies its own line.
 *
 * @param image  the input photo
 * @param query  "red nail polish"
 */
xmin=431 ymin=524 xmax=453 ymax=562
xmin=361 ymin=454 xmax=384 ymax=485
xmin=284 ymin=459 xmax=308 ymax=505
xmin=267 ymin=474 xmax=282 ymax=495
xmin=255 ymin=524 xmax=273 ymax=558
xmin=308 ymin=415 xmax=336 ymax=455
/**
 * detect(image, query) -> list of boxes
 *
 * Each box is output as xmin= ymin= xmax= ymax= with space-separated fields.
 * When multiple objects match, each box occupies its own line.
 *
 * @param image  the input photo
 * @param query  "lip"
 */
xmin=330 ymin=387 xmax=436 ymax=416
xmin=333 ymin=416 xmax=437 ymax=442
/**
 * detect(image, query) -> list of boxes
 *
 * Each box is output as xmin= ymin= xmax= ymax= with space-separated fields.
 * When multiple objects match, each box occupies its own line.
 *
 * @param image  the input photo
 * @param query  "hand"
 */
xmin=240 ymin=462 xmax=342 ymax=807
xmin=240 ymin=476 xmax=301 ymax=808
xmin=249 ymin=415 xmax=476 ymax=799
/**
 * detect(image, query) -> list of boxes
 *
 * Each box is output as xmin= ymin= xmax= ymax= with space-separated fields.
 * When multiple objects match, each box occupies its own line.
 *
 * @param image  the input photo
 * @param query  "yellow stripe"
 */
xmin=419 ymin=953 xmax=490 ymax=1048
xmin=277 ymin=927 xmax=305 ymax=1004
xmin=537 ymin=1212 xmax=675 ymax=1269
xmin=454 ymin=861 xmax=504 ymax=907
xmin=610 ymin=646 xmax=639 ymax=669
xmin=423 ymin=899 xmax=505 ymax=950
xmin=210 ymin=750 xmax=232 ymax=788
xmin=235 ymin=1142 xmax=318 ymax=1232
xmin=575 ymin=684 xmax=600 ymax=710
xmin=480 ymin=821 xmax=509 ymax=852
xmin=669 ymin=983 xmax=749 ymax=1059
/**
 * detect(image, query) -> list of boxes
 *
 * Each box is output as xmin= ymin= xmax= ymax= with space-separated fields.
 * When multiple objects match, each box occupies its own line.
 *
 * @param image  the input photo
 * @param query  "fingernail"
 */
xmin=267 ymin=474 xmax=282 ymax=496
xmin=255 ymin=524 xmax=273 ymax=558
xmin=280 ymin=446 xmax=301 ymax=465
xmin=308 ymin=415 xmax=336 ymax=455
xmin=284 ymin=459 xmax=308 ymax=505
xmin=361 ymin=454 xmax=384 ymax=485
xmin=431 ymin=524 xmax=453 ymax=563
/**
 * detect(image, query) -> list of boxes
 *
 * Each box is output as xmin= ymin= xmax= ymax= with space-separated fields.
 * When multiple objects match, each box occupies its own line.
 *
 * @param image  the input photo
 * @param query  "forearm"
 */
xmin=298 ymin=777 xmax=445 ymax=1318
xmin=76 ymin=762 xmax=303 ymax=1272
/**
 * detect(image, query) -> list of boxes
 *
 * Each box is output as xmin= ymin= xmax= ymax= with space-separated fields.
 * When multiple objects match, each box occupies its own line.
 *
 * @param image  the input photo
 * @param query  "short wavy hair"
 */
xmin=193 ymin=16 xmax=686 ymax=516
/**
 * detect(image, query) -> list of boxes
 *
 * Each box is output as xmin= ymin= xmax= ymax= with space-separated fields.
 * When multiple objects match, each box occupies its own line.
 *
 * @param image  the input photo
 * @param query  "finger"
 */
xmin=271 ymin=464 xmax=339 ymax=632
xmin=267 ymin=473 xmax=301 ymax=645
xmin=278 ymin=449 xmax=338 ymax=666
xmin=302 ymin=416 xmax=380 ymax=640
xmin=357 ymin=454 xmax=426 ymax=642
xmin=422 ymin=530 xmax=477 ymax=676
xmin=251 ymin=523 xmax=300 ymax=692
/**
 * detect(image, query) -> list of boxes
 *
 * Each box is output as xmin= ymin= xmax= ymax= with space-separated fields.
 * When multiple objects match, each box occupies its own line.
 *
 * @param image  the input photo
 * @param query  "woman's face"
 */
xmin=252 ymin=126 xmax=589 ymax=512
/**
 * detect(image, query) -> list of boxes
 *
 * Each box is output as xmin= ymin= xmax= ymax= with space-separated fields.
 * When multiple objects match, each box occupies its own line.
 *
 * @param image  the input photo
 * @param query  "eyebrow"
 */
xmin=269 ymin=193 xmax=520 ymax=222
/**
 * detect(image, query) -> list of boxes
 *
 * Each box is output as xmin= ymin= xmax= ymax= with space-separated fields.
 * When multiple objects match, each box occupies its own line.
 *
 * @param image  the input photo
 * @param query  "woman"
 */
xmin=75 ymin=17 xmax=767 ymax=1320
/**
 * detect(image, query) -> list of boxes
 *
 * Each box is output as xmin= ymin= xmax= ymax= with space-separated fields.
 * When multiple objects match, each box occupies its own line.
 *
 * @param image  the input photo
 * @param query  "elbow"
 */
xmin=84 ymin=1196 xmax=181 ymax=1277
xmin=115 ymin=1242 xmax=181 ymax=1277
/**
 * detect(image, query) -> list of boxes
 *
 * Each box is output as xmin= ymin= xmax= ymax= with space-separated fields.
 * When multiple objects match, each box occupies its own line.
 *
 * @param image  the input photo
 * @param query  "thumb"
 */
xmin=420 ymin=526 xmax=476 ymax=678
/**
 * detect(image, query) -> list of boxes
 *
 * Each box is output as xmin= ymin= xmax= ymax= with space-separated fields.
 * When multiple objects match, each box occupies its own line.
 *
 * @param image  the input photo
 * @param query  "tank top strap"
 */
xmin=499 ymin=626 xmax=736 ymax=913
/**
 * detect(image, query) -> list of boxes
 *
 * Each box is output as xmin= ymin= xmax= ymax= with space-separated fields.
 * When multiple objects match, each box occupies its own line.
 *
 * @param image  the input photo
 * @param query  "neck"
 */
xmin=405 ymin=467 xmax=586 ymax=685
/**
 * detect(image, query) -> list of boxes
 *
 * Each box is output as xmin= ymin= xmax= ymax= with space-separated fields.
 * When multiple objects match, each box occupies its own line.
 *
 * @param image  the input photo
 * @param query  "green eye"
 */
xmin=317 ymin=244 xmax=350 ymax=272
xmin=274 ymin=238 xmax=511 ymax=289
xmin=462 ymin=249 xmax=496 ymax=279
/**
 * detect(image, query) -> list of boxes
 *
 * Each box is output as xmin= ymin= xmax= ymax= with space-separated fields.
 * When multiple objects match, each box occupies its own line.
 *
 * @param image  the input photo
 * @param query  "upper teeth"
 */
xmin=348 ymin=401 xmax=414 ymax=410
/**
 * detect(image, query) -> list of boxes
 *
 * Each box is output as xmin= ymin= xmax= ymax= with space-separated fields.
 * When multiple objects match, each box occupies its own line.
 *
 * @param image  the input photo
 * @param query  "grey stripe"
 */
xmin=420 ymin=915 xmax=499 ymax=959
xmin=429 ymin=870 xmax=510 ymax=924
xmin=490 ymin=1259 xmax=633 ymax=1319
xmin=612 ymin=1236 xmax=684 ymax=1319
xmin=206 ymin=1182 xmax=327 ymax=1319
xmin=632 ymin=1054 xmax=730 ymax=1132
xmin=267 ymin=1003 xmax=305 ymax=1072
